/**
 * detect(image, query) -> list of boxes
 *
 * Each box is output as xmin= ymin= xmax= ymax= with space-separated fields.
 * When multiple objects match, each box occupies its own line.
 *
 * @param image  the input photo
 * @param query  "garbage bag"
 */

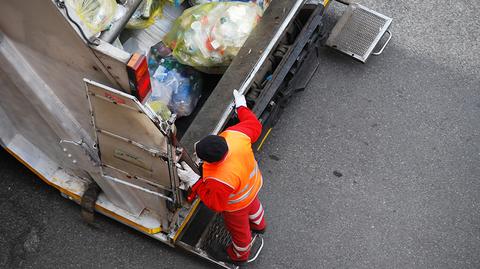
xmin=146 ymin=43 xmax=202 ymax=118
xmin=146 ymin=43 xmax=173 ymax=120
xmin=168 ymin=66 xmax=203 ymax=117
xmin=122 ymin=2 xmax=184 ymax=54
xmin=127 ymin=0 xmax=164 ymax=29
xmin=146 ymin=99 xmax=172 ymax=120
xmin=189 ymin=0 xmax=270 ymax=11
xmin=163 ymin=2 xmax=263 ymax=68
xmin=65 ymin=0 xmax=117 ymax=34
xmin=148 ymin=42 xmax=175 ymax=71
xmin=127 ymin=0 xmax=185 ymax=29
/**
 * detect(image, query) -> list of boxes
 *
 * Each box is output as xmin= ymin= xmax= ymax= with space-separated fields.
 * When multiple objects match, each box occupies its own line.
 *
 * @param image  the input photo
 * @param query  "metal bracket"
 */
xmin=80 ymin=182 xmax=101 ymax=224
xmin=166 ymin=113 xmax=183 ymax=209
xmin=59 ymin=139 xmax=101 ymax=173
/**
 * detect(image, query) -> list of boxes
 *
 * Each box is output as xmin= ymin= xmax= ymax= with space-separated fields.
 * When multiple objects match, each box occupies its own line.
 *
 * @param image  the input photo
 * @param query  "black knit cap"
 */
xmin=195 ymin=135 xmax=229 ymax=163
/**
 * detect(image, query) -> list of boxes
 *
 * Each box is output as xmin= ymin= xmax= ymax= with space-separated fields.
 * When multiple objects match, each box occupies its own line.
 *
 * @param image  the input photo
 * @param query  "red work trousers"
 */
xmin=222 ymin=196 xmax=266 ymax=262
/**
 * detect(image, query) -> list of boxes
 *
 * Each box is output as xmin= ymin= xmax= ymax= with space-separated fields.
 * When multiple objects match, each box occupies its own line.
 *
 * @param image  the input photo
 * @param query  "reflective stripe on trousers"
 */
xmin=249 ymin=203 xmax=264 ymax=225
xmin=223 ymin=197 xmax=266 ymax=261
xmin=232 ymin=241 xmax=251 ymax=257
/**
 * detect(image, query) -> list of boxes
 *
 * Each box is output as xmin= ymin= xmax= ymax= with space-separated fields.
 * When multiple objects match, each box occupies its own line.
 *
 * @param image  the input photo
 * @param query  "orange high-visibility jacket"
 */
xmin=202 ymin=130 xmax=263 ymax=212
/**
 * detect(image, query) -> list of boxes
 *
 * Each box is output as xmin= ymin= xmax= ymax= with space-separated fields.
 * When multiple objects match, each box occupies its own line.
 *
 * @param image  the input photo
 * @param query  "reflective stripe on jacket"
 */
xmin=202 ymin=130 xmax=263 ymax=212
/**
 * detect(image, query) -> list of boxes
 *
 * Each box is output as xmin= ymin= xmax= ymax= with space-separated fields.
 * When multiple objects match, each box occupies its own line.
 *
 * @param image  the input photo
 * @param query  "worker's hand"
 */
xmin=233 ymin=89 xmax=247 ymax=108
xmin=176 ymin=161 xmax=200 ymax=188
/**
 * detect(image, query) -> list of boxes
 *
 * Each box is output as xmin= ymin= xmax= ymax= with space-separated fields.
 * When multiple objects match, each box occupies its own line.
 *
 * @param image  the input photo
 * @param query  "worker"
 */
xmin=177 ymin=89 xmax=266 ymax=265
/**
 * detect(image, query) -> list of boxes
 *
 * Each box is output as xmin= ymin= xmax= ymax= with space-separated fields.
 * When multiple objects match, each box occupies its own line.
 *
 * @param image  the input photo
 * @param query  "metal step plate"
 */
xmin=199 ymin=215 xmax=263 ymax=267
xmin=202 ymin=215 xmax=232 ymax=255
xmin=326 ymin=3 xmax=392 ymax=62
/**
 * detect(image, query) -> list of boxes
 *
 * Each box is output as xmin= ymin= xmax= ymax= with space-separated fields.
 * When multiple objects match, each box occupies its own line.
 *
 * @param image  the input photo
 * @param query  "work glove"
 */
xmin=233 ymin=89 xmax=247 ymax=108
xmin=176 ymin=161 xmax=200 ymax=188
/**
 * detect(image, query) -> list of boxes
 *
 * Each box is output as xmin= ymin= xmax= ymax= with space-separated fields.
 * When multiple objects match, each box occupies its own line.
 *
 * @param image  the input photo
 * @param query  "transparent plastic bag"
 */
xmin=163 ymin=2 xmax=263 ymax=68
xmin=168 ymin=68 xmax=202 ymax=117
xmin=146 ymin=99 xmax=172 ymax=120
xmin=146 ymin=65 xmax=174 ymax=121
xmin=146 ymin=43 xmax=202 ymax=118
xmin=65 ymin=0 xmax=117 ymax=34
xmin=148 ymin=42 xmax=174 ymax=71
xmin=146 ymin=44 xmax=173 ymax=120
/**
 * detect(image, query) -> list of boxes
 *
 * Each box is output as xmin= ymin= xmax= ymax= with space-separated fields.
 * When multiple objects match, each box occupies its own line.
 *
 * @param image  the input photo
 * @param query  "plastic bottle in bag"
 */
xmin=163 ymin=2 xmax=263 ymax=68
xmin=168 ymin=69 xmax=202 ymax=117
xmin=146 ymin=43 xmax=202 ymax=118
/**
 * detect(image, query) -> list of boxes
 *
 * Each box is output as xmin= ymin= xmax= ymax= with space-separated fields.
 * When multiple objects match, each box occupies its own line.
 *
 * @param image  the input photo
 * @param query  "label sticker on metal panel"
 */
xmin=114 ymin=148 xmax=150 ymax=171
xmin=104 ymin=92 xmax=126 ymax=105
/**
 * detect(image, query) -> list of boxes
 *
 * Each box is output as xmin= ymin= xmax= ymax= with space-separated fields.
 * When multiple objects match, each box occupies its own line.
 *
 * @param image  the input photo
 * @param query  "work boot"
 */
xmin=247 ymin=235 xmax=264 ymax=263
xmin=208 ymin=236 xmax=264 ymax=266
xmin=251 ymin=227 xmax=266 ymax=235
xmin=208 ymin=247 xmax=247 ymax=266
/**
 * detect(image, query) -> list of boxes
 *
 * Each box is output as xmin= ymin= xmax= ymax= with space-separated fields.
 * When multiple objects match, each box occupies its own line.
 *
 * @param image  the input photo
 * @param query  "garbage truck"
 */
xmin=0 ymin=0 xmax=392 ymax=267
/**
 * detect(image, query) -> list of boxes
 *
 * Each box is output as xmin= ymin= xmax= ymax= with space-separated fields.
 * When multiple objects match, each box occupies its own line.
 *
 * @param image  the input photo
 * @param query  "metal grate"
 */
xmin=199 ymin=214 xmax=262 ymax=266
xmin=326 ymin=4 xmax=392 ymax=62
xmin=201 ymin=215 xmax=232 ymax=255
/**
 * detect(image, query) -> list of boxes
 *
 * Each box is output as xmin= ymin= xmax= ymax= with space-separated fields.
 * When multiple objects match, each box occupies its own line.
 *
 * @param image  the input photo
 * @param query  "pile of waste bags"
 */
xmin=146 ymin=43 xmax=203 ymax=119
xmin=163 ymin=2 xmax=263 ymax=68
xmin=65 ymin=0 xmax=267 ymax=118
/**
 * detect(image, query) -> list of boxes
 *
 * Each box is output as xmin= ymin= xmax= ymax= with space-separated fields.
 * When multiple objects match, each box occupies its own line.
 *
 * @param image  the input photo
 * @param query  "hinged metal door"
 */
xmin=84 ymin=79 xmax=181 ymax=222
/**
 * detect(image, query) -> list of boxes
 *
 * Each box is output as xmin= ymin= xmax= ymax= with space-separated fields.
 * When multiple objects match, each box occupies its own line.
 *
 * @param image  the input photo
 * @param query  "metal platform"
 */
xmin=200 ymin=215 xmax=263 ymax=266
xmin=201 ymin=215 xmax=232 ymax=256
xmin=326 ymin=3 xmax=392 ymax=63
xmin=177 ymin=206 xmax=263 ymax=269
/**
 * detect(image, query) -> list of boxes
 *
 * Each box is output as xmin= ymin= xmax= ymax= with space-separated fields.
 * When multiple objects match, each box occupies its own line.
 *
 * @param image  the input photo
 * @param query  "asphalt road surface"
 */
xmin=1 ymin=1 xmax=479 ymax=268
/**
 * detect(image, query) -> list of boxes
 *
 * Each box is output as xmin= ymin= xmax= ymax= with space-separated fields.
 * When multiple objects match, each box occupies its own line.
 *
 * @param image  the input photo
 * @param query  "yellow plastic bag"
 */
xmin=126 ymin=0 xmax=164 ymax=29
xmin=65 ymin=0 xmax=117 ymax=33
xmin=164 ymin=2 xmax=263 ymax=67
xmin=127 ymin=0 xmax=186 ymax=30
